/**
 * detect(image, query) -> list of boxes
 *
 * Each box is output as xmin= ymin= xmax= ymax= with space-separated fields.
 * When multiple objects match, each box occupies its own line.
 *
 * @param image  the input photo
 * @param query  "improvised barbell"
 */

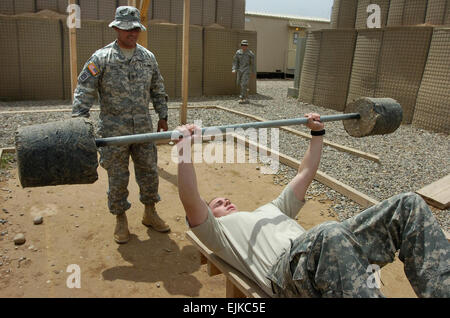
xmin=14 ymin=97 xmax=402 ymax=188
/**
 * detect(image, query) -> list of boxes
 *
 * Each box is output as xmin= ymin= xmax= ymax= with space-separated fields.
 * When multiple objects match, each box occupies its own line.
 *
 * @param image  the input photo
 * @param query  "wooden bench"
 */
xmin=186 ymin=230 xmax=271 ymax=298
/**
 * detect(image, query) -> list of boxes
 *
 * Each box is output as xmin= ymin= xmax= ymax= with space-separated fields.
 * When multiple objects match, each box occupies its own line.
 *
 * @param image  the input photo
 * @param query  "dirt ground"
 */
xmin=0 ymin=144 xmax=416 ymax=298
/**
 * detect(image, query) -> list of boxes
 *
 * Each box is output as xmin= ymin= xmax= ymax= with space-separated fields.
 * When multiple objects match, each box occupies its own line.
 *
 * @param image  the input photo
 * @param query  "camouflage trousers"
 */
xmin=267 ymin=192 xmax=450 ymax=298
xmin=236 ymin=71 xmax=250 ymax=99
xmin=99 ymin=142 xmax=160 ymax=215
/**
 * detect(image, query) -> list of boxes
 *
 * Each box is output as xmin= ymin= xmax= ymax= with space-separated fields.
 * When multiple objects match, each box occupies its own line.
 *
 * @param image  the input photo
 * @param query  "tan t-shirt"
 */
xmin=190 ymin=184 xmax=305 ymax=296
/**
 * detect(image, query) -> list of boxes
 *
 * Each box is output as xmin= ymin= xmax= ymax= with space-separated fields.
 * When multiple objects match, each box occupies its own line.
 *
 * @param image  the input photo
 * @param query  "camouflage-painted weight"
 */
xmin=268 ymin=192 xmax=450 ymax=298
xmin=232 ymin=48 xmax=256 ymax=100
xmin=72 ymin=40 xmax=168 ymax=214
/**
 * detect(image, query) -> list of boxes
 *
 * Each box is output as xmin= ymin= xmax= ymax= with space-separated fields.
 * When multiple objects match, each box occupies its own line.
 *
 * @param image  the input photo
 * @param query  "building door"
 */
xmin=287 ymin=28 xmax=306 ymax=72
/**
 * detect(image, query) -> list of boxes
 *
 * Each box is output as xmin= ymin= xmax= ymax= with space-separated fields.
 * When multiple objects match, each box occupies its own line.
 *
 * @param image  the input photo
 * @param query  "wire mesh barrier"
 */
xmin=387 ymin=0 xmax=428 ymax=27
xmin=299 ymin=30 xmax=356 ymax=112
xmin=425 ymin=0 xmax=450 ymax=25
xmin=330 ymin=0 xmax=358 ymax=29
xmin=412 ymin=28 xmax=450 ymax=133
xmin=203 ymin=26 xmax=257 ymax=97
xmin=0 ymin=0 xmax=251 ymax=101
xmin=347 ymin=27 xmax=433 ymax=124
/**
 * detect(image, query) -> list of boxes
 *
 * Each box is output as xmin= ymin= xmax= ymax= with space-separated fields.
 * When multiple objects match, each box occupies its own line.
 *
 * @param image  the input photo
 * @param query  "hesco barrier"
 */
xmin=425 ymin=0 xmax=450 ymax=25
xmin=299 ymin=30 xmax=356 ymax=112
xmin=348 ymin=27 xmax=433 ymax=124
xmin=355 ymin=0 xmax=390 ymax=29
xmin=216 ymin=0 xmax=232 ymax=29
xmin=17 ymin=16 xmax=64 ymax=100
xmin=387 ymin=0 xmax=428 ymax=27
xmin=175 ymin=25 xmax=204 ymax=97
xmin=347 ymin=29 xmax=384 ymax=103
xmin=413 ymin=28 xmax=450 ymax=133
xmin=62 ymin=20 xmax=106 ymax=100
xmin=330 ymin=0 xmax=358 ymax=29
xmin=0 ymin=0 xmax=245 ymax=30
xmin=202 ymin=0 xmax=216 ymax=26
xmin=299 ymin=32 xmax=322 ymax=104
xmin=314 ymin=30 xmax=357 ymax=111
xmin=0 ymin=15 xmax=21 ymax=100
xmin=203 ymin=26 xmax=257 ymax=96
xmin=148 ymin=22 xmax=178 ymax=98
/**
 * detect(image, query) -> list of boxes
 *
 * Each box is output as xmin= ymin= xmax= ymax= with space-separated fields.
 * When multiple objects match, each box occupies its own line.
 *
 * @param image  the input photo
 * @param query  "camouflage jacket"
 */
xmin=72 ymin=40 xmax=168 ymax=137
xmin=232 ymin=49 xmax=256 ymax=74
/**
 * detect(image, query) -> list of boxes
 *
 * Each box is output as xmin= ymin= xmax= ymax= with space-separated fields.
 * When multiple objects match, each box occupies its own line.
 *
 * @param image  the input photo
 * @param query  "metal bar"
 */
xmin=95 ymin=113 xmax=360 ymax=147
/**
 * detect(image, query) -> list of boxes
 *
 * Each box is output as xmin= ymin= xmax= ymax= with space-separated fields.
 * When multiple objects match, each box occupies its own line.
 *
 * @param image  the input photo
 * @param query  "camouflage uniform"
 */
xmin=72 ymin=40 xmax=168 ymax=215
xmin=232 ymin=42 xmax=256 ymax=101
xmin=268 ymin=192 xmax=450 ymax=298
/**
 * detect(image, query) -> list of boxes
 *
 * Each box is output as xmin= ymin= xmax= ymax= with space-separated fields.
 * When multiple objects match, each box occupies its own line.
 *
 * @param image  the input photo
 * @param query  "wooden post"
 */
xmin=180 ymin=0 xmax=190 ymax=124
xmin=128 ymin=0 xmax=137 ymax=7
xmin=138 ymin=0 xmax=150 ymax=48
xmin=68 ymin=0 xmax=78 ymax=100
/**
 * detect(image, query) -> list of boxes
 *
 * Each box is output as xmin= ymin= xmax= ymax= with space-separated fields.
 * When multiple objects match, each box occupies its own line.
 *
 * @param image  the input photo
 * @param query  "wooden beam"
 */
xmin=138 ymin=0 xmax=150 ymax=48
xmin=180 ymin=0 xmax=190 ymax=125
xmin=416 ymin=174 xmax=450 ymax=210
xmin=214 ymin=105 xmax=381 ymax=163
xmin=68 ymin=0 xmax=78 ymax=100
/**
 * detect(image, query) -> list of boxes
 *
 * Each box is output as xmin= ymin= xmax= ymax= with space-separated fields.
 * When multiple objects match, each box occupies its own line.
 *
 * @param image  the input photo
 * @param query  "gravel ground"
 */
xmin=1 ymin=79 xmax=449 ymax=231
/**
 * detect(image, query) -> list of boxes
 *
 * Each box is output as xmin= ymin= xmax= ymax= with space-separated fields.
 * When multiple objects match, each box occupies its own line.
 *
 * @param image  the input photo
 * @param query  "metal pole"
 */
xmin=95 ymin=113 xmax=360 ymax=147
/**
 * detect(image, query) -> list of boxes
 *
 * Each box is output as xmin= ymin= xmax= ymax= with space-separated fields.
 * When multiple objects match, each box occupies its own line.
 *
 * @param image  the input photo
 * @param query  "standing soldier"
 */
xmin=232 ymin=40 xmax=256 ymax=104
xmin=72 ymin=6 xmax=171 ymax=244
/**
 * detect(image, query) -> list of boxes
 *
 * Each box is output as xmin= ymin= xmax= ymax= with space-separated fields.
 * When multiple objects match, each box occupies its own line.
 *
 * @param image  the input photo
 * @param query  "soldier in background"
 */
xmin=232 ymin=40 xmax=256 ymax=104
xmin=72 ymin=6 xmax=170 ymax=244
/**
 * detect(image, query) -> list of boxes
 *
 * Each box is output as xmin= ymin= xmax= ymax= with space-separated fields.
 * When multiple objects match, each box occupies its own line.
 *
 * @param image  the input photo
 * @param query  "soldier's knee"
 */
xmin=319 ymin=222 xmax=350 ymax=240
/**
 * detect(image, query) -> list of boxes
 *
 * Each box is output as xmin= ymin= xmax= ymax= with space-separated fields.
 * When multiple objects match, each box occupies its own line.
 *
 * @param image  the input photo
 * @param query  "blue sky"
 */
xmin=245 ymin=0 xmax=334 ymax=20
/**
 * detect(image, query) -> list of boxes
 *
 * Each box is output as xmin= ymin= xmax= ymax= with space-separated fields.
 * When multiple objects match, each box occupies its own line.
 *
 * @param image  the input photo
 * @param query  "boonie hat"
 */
xmin=109 ymin=6 xmax=147 ymax=31
xmin=241 ymin=40 xmax=249 ymax=46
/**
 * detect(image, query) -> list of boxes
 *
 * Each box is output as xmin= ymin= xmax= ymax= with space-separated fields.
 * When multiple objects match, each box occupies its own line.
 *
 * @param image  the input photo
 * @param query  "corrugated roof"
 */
xmin=245 ymin=11 xmax=330 ymax=23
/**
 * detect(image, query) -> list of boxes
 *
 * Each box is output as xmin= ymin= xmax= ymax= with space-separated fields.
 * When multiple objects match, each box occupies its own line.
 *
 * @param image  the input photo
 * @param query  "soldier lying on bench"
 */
xmin=175 ymin=113 xmax=450 ymax=298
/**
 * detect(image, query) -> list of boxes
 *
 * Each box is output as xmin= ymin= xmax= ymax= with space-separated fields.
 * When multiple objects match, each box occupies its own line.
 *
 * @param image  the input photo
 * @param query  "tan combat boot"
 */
xmin=114 ymin=213 xmax=130 ymax=244
xmin=142 ymin=204 xmax=170 ymax=232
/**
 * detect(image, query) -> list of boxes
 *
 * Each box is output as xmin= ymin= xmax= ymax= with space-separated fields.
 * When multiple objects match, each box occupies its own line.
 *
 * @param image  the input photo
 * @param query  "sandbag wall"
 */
xmin=147 ymin=23 xmax=204 ymax=98
xmin=203 ymin=26 xmax=257 ymax=96
xmin=425 ymin=0 xmax=450 ymax=25
xmin=0 ymin=0 xmax=246 ymax=29
xmin=298 ymin=30 xmax=356 ymax=112
xmin=0 ymin=15 xmax=64 ymax=100
xmin=347 ymin=27 xmax=433 ymax=124
xmin=387 ymin=0 xmax=428 ymax=26
xmin=412 ymin=28 xmax=450 ymax=133
xmin=330 ymin=0 xmax=358 ymax=29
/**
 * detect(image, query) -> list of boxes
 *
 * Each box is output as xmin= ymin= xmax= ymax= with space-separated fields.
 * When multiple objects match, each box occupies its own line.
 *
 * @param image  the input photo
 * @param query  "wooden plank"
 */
xmin=231 ymin=133 xmax=379 ymax=208
xmin=138 ymin=0 xmax=150 ymax=49
xmin=186 ymin=230 xmax=270 ymax=298
xmin=214 ymin=105 xmax=380 ymax=163
xmin=226 ymin=278 xmax=246 ymax=298
xmin=68 ymin=0 xmax=78 ymax=100
xmin=180 ymin=0 xmax=190 ymax=125
xmin=416 ymin=174 xmax=450 ymax=210
xmin=0 ymin=105 xmax=217 ymax=116
xmin=207 ymin=261 xmax=222 ymax=276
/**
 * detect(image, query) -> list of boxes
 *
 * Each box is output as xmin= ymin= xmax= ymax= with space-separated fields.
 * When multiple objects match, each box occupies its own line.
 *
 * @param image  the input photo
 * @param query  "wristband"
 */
xmin=311 ymin=129 xmax=325 ymax=136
